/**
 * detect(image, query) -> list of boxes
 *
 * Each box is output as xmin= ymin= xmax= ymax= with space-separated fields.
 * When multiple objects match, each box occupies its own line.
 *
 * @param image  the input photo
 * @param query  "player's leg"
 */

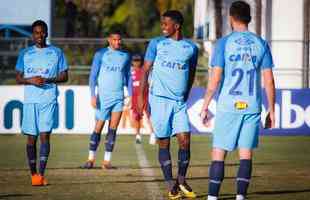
xmin=26 ymin=135 xmax=38 ymax=176
xmin=235 ymin=114 xmax=260 ymax=200
xmin=22 ymin=103 xmax=44 ymax=186
xmin=207 ymin=111 xmax=243 ymax=200
xmin=82 ymin=101 xmax=110 ymax=169
xmin=207 ymin=148 xmax=226 ymax=200
xmin=102 ymin=110 xmax=122 ymax=169
xmin=33 ymin=102 xmax=57 ymax=185
xmin=158 ymin=138 xmax=180 ymax=199
xmin=149 ymin=95 xmax=180 ymax=199
xmin=172 ymin=101 xmax=196 ymax=198
xmin=130 ymin=109 xmax=142 ymax=144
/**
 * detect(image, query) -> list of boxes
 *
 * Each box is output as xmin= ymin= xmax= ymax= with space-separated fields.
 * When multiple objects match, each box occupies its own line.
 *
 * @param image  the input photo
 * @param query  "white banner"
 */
xmin=0 ymin=86 xmax=152 ymax=134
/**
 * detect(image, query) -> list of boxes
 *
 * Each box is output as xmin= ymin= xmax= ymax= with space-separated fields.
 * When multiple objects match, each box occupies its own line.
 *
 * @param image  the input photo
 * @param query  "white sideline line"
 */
xmin=135 ymin=143 xmax=164 ymax=200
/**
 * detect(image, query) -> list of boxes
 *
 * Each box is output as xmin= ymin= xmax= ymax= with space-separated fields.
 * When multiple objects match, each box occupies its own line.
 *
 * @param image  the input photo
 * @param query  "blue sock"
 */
xmin=159 ymin=148 xmax=173 ymax=184
xmin=237 ymin=159 xmax=252 ymax=196
xmin=105 ymin=128 xmax=117 ymax=152
xmin=177 ymin=149 xmax=190 ymax=184
xmin=89 ymin=132 xmax=101 ymax=151
xmin=26 ymin=144 xmax=37 ymax=175
xmin=208 ymin=161 xmax=224 ymax=197
xmin=39 ymin=142 xmax=50 ymax=176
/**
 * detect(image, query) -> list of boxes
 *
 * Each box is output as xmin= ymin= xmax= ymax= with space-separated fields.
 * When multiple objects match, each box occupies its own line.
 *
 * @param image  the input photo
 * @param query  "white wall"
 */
xmin=271 ymin=0 xmax=304 ymax=88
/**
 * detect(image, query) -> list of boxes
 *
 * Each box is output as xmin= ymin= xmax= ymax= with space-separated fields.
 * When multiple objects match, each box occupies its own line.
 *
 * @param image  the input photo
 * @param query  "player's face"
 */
xmin=32 ymin=25 xmax=47 ymax=48
xmin=132 ymin=60 xmax=142 ymax=69
xmin=161 ymin=16 xmax=178 ymax=37
xmin=108 ymin=34 xmax=122 ymax=50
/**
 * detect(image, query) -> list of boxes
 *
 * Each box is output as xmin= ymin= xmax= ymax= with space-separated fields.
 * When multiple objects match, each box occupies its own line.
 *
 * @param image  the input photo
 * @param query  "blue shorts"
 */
xmin=212 ymin=111 xmax=261 ymax=151
xmin=96 ymin=98 xmax=124 ymax=121
xmin=149 ymin=94 xmax=190 ymax=138
xmin=22 ymin=103 xmax=57 ymax=136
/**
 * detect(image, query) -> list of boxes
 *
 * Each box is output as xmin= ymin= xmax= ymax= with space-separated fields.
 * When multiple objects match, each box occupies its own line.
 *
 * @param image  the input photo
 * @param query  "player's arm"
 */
xmin=201 ymin=67 xmax=223 ymax=122
xmin=261 ymin=42 xmax=276 ymax=128
xmin=184 ymin=45 xmax=198 ymax=102
xmin=45 ymin=70 xmax=68 ymax=83
xmin=89 ymin=51 xmax=101 ymax=108
xmin=138 ymin=38 xmax=157 ymax=113
xmin=16 ymin=71 xmax=45 ymax=86
xmin=200 ymin=39 xmax=225 ymax=124
xmin=44 ymin=50 xmax=69 ymax=84
xmin=263 ymin=69 xmax=275 ymax=128
xmin=138 ymin=61 xmax=152 ymax=112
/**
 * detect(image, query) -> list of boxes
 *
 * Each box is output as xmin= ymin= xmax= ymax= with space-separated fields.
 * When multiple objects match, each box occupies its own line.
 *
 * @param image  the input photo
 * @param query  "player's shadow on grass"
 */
xmin=0 ymin=193 xmax=32 ymax=199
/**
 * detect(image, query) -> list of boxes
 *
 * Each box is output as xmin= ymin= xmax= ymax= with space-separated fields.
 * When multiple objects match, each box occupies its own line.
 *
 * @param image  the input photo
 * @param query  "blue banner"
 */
xmin=187 ymin=88 xmax=310 ymax=135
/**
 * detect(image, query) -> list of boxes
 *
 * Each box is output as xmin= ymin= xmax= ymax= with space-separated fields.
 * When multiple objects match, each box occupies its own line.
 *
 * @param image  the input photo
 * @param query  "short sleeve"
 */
xmin=210 ymin=38 xmax=226 ymax=68
xmin=144 ymin=38 xmax=159 ymax=62
xmin=16 ymin=49 xmax=25 ymax=72
xmin=58 ymin=50 xmax=68 ymax=73
xmin=261 ymin=42 xmax=274 ymax=69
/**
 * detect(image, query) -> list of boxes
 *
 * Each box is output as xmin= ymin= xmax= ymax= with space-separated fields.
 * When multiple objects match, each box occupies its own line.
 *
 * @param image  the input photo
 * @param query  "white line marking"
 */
xmin=135 ymin=143 xmax=164 ymax=200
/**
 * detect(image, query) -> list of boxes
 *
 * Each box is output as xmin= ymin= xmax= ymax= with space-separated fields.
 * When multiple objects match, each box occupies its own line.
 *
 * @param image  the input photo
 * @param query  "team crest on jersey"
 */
xmin=162 ymin=41 xmax=170 ymax=46
xmin=235 ymin=37 xmax=254 ymax=46
xmin=182 ymin=44 xmax=191 ymax=49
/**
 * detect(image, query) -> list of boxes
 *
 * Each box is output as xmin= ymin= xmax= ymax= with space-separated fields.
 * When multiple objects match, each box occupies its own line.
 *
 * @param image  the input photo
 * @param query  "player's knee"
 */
xmin=178 ymin=138 xmax=190 ymax=150
xmin=158 ymin=138 xmax=170 ymax=149
xmin=27 ymin=136 xmax=37 ymax=145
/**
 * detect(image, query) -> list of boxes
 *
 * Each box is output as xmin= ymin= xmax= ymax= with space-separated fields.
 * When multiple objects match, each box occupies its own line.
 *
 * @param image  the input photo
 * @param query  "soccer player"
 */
xmin=15 ymin=20 xmax=68 ymax=186
xmin=82 ymin=30 xmax=131 ymax=169
xmin=128 ymin=54 xmax=155 ymax=144
xmin=139 ymin=10 xmax=198 ymax=199
xmin=200 ymin=1 xmax=276 ymax=200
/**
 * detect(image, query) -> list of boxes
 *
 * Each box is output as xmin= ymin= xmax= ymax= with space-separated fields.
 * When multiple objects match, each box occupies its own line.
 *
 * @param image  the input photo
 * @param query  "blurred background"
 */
xmin=0 ymin=0 xmax=308 ymax=88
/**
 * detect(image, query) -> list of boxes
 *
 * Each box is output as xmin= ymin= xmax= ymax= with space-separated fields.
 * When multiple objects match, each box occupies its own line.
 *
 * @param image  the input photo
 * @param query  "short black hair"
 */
xmin=229 ymin=1 xmax=251 ymax=24
xmin=132 ymin=54 xmax=143 ymax=62
xmin=109 ymin=29 xmax=123 ymax=36
xmin=162 ymin=10 xmax=184 ymax=26
xmin=31 ymin=20 xmax=48 ymax=34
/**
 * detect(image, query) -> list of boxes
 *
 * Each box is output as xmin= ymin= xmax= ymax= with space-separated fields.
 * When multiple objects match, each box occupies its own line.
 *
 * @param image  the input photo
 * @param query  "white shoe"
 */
xmin=149 ymin=133 xmax=156 ymax=145
xmin=207 ymin=195 xmax=217 ymax=200
xmin=236 ymin=194 xmax=246 ymax=200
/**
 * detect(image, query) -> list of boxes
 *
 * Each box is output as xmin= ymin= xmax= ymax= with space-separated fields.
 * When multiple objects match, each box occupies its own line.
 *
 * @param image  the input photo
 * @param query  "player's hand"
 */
xmin=264 ymin=110 xmax=275 ymax=129
xmin=91 ymin=96 xmax=97 ymax=108
xmin=200 ymin=106 xmax=210 ymax=127
xmin=28 ymin=76 xmax=45 ymax=87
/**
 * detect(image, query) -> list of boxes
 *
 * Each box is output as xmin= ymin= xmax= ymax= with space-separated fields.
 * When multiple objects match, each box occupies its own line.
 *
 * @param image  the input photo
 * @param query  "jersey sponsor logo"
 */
xmin=234 ymin=101 xmax=248 ymax=110
xmin=161 ymin=60 xmax=187 ymax=70
xmin=235 ymin=37 xmax=254 ymax=46
xmin=104 ymin=66 xmax=122 ymax=72
xmin=26 ymin=67 xmax=50 ymax=75
xmin=229 ymin=53 xmax=257 ymax=64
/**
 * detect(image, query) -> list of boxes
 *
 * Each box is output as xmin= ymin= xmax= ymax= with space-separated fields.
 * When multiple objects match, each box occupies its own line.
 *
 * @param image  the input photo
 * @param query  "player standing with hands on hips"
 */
xmin=200 ymin=1 xmax=276 ymax=200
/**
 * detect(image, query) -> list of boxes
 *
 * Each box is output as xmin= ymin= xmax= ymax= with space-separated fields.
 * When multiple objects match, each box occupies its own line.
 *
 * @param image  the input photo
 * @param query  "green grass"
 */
xmin=0 ymin=135 xmax=310 ymax=200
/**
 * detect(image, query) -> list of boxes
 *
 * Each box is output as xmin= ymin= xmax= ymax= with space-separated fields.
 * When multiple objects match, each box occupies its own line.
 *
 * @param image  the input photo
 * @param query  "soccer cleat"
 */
xmin=168 ymin=184 xmax=182 ymax=199
xmin=178 ymin=181 xmax=197 ymax=198
xmin=81 ymin=160 xmax=95 ymax=169
xmin=102 ymin=160 xmax=114 ymax=169
xmin=31 ymin=174 xmax=48 ymax=186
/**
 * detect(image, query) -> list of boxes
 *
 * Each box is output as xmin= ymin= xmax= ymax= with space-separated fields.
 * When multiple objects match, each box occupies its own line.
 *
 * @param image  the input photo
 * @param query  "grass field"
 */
xmin=0 ymin=135 xmax=310 ymax=200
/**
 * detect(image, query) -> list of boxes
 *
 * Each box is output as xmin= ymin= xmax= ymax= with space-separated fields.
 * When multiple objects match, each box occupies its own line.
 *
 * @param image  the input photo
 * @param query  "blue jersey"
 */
xmin=89 ymin=47 xmax=131 ymax=100
xmin=145 ymin=37 xmax=198 ymax=101
xmin=211 ymin=31 xmax=274 ymax=114
xmin=15 ymin=45 xmax=68 ymax=104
